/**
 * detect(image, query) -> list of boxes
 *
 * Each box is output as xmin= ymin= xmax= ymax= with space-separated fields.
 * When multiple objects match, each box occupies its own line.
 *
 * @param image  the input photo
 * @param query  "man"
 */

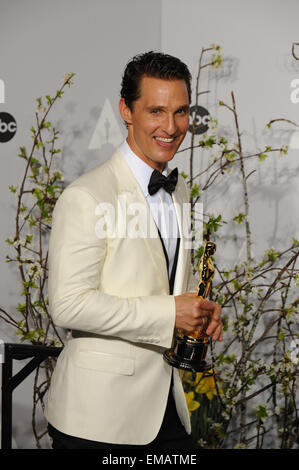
xmin=45 ymin=51 xmax=222 ymax=449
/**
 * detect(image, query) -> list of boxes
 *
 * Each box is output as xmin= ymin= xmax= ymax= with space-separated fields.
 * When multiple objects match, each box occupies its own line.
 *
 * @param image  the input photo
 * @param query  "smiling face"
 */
xmin=119 ymin=76 xmax=190 ymax=171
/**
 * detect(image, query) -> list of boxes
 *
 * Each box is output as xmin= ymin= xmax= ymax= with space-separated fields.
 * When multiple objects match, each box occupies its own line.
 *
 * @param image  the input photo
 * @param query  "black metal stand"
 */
xmin=1 ymin=342 xmax=62 ymax=449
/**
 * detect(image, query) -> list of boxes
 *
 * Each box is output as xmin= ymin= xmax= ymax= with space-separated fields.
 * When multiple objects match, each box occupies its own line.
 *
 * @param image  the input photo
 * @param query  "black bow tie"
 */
xmin=148 ymin=167 xmax=178 ymax=196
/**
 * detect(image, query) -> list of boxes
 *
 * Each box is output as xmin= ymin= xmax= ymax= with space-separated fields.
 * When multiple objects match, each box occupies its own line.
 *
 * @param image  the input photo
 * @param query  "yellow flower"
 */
xmin=185 ymin=391 xmax=200 ymax=416
xmin=195 ymin=371 xmax=222 ymax=400
xmin=180 ymin=370 xmax=205 ymax=387
xmin=181 ymin=369 xmax=223 ymax=401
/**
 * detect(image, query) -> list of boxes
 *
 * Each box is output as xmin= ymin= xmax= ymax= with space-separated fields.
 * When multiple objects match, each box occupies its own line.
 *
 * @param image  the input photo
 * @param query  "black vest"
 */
xmin=157 ymin=229 xmax=180 ymax=295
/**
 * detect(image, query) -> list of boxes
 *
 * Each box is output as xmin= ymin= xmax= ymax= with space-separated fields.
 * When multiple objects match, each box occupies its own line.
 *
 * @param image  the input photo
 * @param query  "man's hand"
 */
xmin=174 ymin=292 xmax=223 ymax=341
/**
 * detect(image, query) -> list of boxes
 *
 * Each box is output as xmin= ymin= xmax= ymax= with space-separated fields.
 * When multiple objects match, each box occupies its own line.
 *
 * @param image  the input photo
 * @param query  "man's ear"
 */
xmin=119 ymin=98 xmax=132 ymax=126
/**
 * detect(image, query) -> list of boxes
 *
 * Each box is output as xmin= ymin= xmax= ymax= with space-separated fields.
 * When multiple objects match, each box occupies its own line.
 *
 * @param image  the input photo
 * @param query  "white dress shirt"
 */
xmin=119 ymin=140 xmax=179 ymax=279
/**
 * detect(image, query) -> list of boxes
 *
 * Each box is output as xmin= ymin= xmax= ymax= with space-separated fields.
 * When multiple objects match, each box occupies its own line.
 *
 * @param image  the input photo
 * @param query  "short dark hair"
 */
xmin=120 ymin=51 xmax=192 ymax=110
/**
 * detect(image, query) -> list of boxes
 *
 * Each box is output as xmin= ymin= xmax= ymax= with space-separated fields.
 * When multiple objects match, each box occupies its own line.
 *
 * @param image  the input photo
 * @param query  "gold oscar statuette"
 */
xmin=163 ymin=241 xmax=217 ymax=373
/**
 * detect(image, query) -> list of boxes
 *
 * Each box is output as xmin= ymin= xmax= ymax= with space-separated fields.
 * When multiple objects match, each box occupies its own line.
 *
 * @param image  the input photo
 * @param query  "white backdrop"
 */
xmin=162 ymin=0 xmax=299 ymax=266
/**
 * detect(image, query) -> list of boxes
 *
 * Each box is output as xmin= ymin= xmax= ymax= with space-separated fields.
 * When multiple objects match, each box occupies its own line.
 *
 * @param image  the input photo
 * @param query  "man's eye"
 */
xmin=151 ymin=109 xmax=160 ymax=114
xmin=177 ymin=108 xmax=187 ymax=115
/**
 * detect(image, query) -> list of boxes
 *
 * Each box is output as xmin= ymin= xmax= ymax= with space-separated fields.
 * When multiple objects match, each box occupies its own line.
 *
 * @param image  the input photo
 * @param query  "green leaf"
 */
xmin=47 ymin=185 xmax=55 ymax=196
xmin=25 ymin=234 xmax=33 ymax=244
xmin=221 ymin=315 xmax=229 ymax=332
xmin=233 ymin=213 xmax=246 ymax=224
xmin=255 ymin=405 xmax=268 ymax=422
xmin=279 ymin=330 xmax=285 ymax=342
xmin=46 ymin=95 xmax=53 ymax=106
xmin=64 ymin=72 xmax=75 ymax=86
xmin=205 ymin=136 xmax=216 ymax=148
xmin=195 ymin=245 xmax=204 ymax=261
xmin=205 ymin=214 xmax=222 ymax=234
xmin=225 ymin=152 xmax=236 ymax=162
xmin=16 ymin=303 xmax=26 ymax=315
xmin=33 ymin=187 xmax=44 ymax=201
xmin=41 ymin=121 xmax=51 ymax=130
xmin=8 ymin=185 xmax=17 ymax=193
xmin=28 ymin=214 xmax=37 ymax=228
xmin=190 ymin=183 xmax=200 ymax=198
xmin=18 ymin=146 xmax=27 ymax=159
xmin=218 ymin=136 xmax=228 ymax=146
xmin=218 ymin=352 xmax=236 ymax=365
xmin=265 ymin=248 xmax=280 ymax=262
xmin=232 ymin=279 xmax=243 ymax=291
xmin=41 ymin=208 xmax=49 ymax=218
xmin=35 ymin=141 xmax=45 ymax=150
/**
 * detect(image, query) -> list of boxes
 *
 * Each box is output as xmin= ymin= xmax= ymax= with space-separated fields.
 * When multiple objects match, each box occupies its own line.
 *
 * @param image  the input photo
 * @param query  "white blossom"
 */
xmin=197 ymin=439 xmax=207 ymax=447
xmin=26 ymin=261 xmax=43 ymax=279
xmin=251 ymin=285 xmax=259 ymax=295
xmin=222 ymin=411 xmax=230 ymax=420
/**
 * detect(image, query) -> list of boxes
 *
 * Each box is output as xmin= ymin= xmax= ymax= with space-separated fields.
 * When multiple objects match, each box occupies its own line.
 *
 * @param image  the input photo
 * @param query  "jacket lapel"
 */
xmin=109 ymin=149 xmax=169 ymax=290
xmin=171 ymin=177 xmax=189 ymax=295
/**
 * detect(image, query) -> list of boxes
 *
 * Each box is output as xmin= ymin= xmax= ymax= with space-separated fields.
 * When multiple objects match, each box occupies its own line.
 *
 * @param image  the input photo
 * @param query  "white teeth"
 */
xmin=155 ymin=137 xmax=174 ymax=143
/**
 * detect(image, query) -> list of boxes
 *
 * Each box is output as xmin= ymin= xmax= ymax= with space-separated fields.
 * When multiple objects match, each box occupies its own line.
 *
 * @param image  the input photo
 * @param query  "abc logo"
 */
xmin=188 ymin=105 xmax=210 ymax=135
xmin=0 ymin=112 xmax=17 ymax=143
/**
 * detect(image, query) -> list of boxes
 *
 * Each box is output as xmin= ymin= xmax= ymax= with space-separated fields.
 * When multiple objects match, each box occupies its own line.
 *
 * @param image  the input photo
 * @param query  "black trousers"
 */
xmin=48 ymin=386 xmax=197 ymax=449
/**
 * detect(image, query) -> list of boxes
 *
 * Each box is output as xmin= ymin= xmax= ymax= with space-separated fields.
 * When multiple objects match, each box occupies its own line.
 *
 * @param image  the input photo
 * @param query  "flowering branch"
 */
xmin=181 ymin=45 xmax=298 ymax=449
xmin=1 ymin=73 xmax=75 ymax=447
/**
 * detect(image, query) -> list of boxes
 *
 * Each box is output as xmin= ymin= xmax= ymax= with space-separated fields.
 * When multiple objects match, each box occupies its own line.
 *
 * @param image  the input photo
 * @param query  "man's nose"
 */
xmin=162 ymin=114 xmax=177 ymax=135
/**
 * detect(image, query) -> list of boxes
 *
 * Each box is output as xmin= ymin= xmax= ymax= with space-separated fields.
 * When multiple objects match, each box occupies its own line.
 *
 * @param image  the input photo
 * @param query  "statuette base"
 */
xmin=163 ymin=336 xmax=211 ymax=373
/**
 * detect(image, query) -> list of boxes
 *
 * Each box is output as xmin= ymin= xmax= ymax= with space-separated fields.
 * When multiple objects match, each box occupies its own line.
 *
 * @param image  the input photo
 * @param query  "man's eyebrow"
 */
xmin=146 ymin=104 xmax=190 ymax=111
xmin=177 ymin=104 xmax=190 ymax=111
xmin=146 ymin=105 xmax=164 ymax=110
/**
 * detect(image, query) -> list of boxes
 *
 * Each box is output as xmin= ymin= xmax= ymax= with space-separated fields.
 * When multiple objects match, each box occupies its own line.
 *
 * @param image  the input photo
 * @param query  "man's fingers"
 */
xmin=197 ymin=298 xmax=221 ymax=315
xmin=174 ymin=293 xmax=222 ymax=339
xmin=197 ymin=300 xmax=222 ymax=340
xmin=212 ymin=324 xmax=223 ymax=342
xmin=207 ymin=322 xmax=223 ymax=341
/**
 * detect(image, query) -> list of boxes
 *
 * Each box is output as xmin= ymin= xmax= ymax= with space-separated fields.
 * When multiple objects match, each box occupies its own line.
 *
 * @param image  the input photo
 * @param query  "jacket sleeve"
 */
xmin=48 ymin=186 xmax=176 ymax=348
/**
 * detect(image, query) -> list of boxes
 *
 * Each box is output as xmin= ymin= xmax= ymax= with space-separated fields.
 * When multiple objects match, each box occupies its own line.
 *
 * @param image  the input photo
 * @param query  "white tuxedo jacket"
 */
xmin=44 ymin=148 xmax=197 ymax=445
